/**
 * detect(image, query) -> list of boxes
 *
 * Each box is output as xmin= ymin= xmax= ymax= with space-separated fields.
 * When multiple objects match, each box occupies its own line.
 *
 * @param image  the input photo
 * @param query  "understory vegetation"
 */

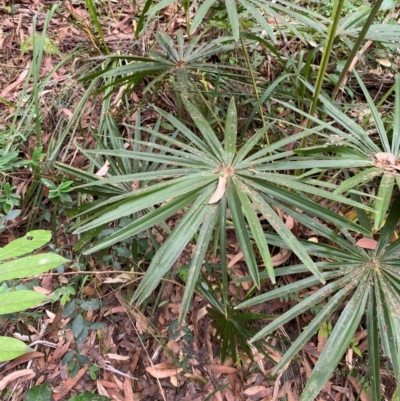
xmin=1 ymin=0 xmax=400 ymax=400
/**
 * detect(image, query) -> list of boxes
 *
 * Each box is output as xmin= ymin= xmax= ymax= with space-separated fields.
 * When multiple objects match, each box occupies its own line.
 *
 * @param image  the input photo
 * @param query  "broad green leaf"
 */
xmin=0 ymin=230 xmax=51 ymax=260
xmin=227 ymin=180 xmax=260 ymax=288
xmin=0 ymin=336 xmax=33 ymax=362
xmin=301 ymin=278 xmax=369 ymax=400
xmin=80 ymin=300 xmax=100 ymax=311
xmin=374 ymin=173 xmax=395 ymax=231
xmin=26 ymin=384 xmax=52 ymax=401
xmin=179 ymin=204 xmax=219 ymax=323
xmin=72 ymin=314 xmax=84 ymax=338
xmin=236 ymin=187 xmax=274 ymax=283
xmin=0 ymin=291 xmax=48 ymax=315
xmin=0 ymin=254 xmax=68 ymax=282
xmin=363 ymin=25 xmax=400 ymax=43
xmin=224 ymin=98 xmax=237 ymax=165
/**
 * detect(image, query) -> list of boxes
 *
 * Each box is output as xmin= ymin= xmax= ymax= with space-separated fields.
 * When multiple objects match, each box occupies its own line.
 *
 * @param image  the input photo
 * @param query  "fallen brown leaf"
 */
xmin=52 ymin=366 xmax=88 ymax=400
xmin=208 ymin=176 xmax=227 ymax=204
xmin=146 ymin=364 xmax=183 ymax=379
xmin=3 ymin=352 xmax=44 ymax=372
xmin=348 ymin=376 xmax=372 ymax=401
xmin=96 ymin=160 xmax=110 ymax=176
xmin=355 ymin=238 xmax=378 ymax=250
xmin=212 ymin=365 xmax=238 ymax=374
xmin=271 ymin=248 xmax=292 ymax=267
xmin=0 ymin=369 xmax=36 ymax=390
xmin=243 ymin=385 xmax=273 ymax=398
xmin=97 ymin=380 xmax=110 ymax=397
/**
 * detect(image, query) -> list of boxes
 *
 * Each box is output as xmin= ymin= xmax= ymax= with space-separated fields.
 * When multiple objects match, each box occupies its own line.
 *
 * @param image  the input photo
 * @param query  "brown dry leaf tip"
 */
xmin=355 ymin=238 xmax=378 ymax=250
xmin=208 ymin=176 xmax=227 ymax=204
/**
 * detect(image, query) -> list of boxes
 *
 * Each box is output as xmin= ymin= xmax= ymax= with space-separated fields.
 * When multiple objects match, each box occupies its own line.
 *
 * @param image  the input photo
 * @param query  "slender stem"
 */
xmin=331 ymin=0 xmax=385 ymax=100
xmin=306 ymin=0 xmax=345 ymax=133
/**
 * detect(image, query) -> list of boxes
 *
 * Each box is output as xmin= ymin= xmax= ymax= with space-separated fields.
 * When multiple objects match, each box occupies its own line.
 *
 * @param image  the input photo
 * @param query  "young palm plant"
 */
xmin=59 ymin=96 xmax=371 ymax=323
xmin=80 ymin=31 xmax=250 ymax=99
xmin=236 ymin=193 xmax=400 ymax=400
xmin=280 ymin=73 xmax=400 ymax=232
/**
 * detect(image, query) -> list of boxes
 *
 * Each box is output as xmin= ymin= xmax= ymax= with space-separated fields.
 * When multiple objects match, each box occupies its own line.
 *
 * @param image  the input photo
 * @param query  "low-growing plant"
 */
xmin=281 ymin=72 xmax=400 ymax=231
xmin=57 ymin=96 xmax=372 ymax=326
xmin=236 ymin=194 xmax=400 ymax=400
xmin=0 ymin=230 xmax=68 ymax=362
xmin=80 ymin=30 xmax=250 ymax=105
